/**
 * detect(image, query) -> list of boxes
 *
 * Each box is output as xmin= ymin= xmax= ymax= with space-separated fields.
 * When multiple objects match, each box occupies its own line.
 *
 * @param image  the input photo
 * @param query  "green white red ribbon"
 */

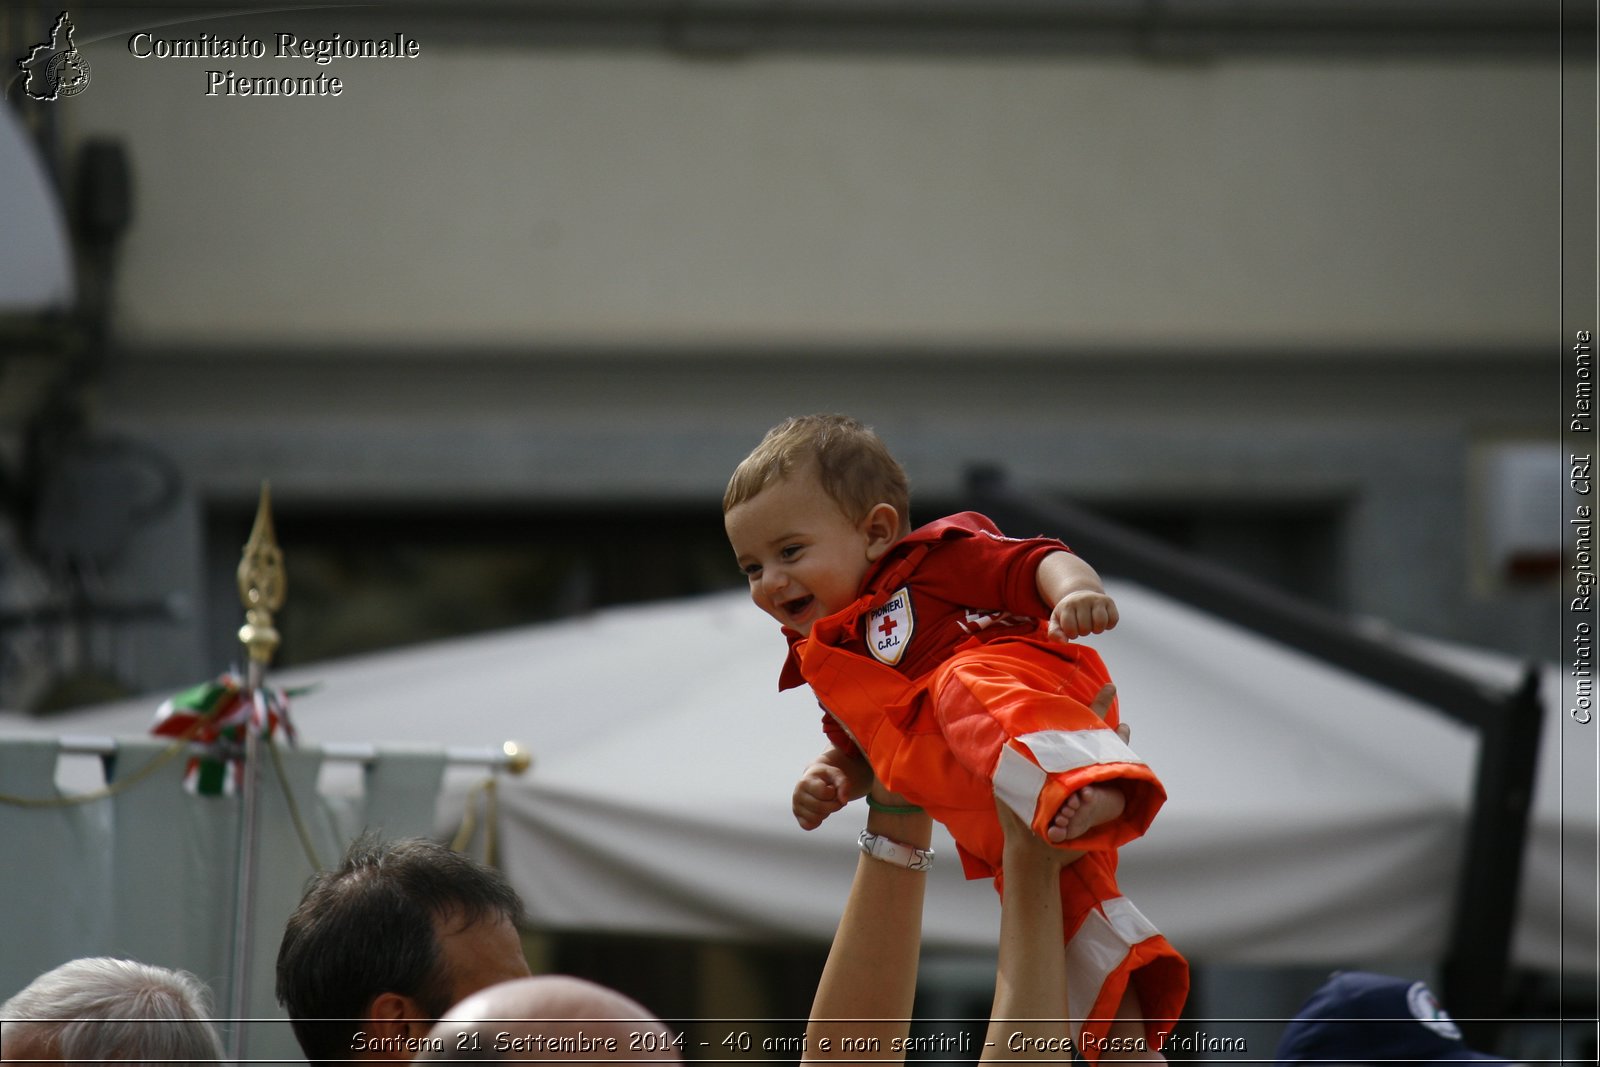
xmin=150 ymin=672 xmax=300 ymax=795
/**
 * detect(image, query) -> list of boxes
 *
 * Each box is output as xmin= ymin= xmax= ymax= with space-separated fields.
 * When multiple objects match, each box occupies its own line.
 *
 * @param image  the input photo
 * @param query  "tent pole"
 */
xmin=1440 ymin=666 xmax=1543 ymax=1047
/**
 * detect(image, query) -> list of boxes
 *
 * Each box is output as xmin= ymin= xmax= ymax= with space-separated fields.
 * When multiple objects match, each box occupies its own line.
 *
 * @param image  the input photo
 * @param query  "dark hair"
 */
xmin=275 ymin=834 xmax=525 ymax=1067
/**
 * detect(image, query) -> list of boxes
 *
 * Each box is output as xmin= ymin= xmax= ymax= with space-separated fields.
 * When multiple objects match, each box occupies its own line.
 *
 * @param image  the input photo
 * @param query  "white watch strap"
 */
xmin=858 ymin=829 xmax=935 ymax=871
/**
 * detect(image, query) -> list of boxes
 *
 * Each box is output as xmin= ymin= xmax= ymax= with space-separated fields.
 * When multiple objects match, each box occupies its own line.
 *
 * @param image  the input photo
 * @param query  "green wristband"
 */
xmin=865 ymin=795 xmax=924 ymax=815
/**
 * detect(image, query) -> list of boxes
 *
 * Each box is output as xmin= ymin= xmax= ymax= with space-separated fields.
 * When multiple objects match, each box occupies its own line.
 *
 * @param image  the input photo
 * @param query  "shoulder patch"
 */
xmin=867 ymin=586 xmax=915 ymax=666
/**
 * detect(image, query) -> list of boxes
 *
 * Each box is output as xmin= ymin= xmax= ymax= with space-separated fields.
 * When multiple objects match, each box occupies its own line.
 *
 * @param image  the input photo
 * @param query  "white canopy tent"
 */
xmin=1 ymin=582 xmax=1586 ymax=980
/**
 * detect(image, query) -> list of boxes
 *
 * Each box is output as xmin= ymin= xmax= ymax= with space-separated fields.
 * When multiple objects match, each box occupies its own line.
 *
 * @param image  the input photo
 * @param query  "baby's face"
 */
xmin=725 ymin=472 xmax=880 ymax=636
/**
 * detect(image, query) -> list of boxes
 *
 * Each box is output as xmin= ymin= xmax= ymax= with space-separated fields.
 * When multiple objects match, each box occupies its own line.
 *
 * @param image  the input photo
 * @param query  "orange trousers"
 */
xmin=798 ymin=630 xmax=1189 ymax=1059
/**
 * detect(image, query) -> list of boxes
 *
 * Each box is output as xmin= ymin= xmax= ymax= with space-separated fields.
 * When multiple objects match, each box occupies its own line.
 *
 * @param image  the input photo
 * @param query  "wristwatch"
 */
xmin=858 ymin=829 xmax=935 ymax=872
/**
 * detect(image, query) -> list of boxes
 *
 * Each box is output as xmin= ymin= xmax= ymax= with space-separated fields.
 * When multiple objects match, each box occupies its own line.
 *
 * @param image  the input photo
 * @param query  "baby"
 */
xmin=724 ymin=414 xmax=1188 ymax=1063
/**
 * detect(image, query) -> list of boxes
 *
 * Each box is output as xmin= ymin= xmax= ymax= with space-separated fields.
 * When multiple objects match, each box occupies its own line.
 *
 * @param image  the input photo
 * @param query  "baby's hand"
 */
xmin=792 ymin=749 xmax=872 ymax=830
xmin=1047 ymin=590 xmax=1118 ymax=642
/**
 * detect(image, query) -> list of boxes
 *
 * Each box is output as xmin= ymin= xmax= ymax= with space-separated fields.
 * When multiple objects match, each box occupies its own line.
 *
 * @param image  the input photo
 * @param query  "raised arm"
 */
xmin=984 ymin=683 xmax=1126 ymax=1061
xmin=980 ymin=798 xmax=1079 ymax=1064
xmin=805 ymin=793 xmax=1087 ymax=1067
xmin=804 ymin=787 xmax=933 ymax=1065
xmin=808 ymin=688 xmax=1126 ymax=1067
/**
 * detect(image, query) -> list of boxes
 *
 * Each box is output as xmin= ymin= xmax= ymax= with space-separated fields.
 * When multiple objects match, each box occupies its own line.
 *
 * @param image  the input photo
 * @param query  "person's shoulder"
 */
xmin=907 ymin=511 xmax=1002 ymax=542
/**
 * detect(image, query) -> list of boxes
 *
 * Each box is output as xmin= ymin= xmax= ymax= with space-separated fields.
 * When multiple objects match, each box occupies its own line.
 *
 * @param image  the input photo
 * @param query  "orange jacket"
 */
xmin=781 ymin=514 xmax=1166 ymax=874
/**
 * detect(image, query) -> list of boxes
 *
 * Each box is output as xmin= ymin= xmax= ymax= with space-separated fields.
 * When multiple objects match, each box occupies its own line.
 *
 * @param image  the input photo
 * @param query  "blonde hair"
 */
xmin=724 ymin=414 xmax=910 ymax=534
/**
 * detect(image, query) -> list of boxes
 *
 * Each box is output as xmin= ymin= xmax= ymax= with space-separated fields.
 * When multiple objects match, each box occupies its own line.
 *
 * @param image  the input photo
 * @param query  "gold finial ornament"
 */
xmin=501 ymin=741 xmax=532 ymax=776
xmin=237 ymin=483 xmax=286 ymax=668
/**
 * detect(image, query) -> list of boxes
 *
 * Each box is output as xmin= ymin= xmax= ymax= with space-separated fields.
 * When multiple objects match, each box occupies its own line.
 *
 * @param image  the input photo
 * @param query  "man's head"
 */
xmin=0 ymin=957 xmax=224 ymax=1066
xmin=419 ymin=975 xmax=682 ymax=1063
xmin=724 ymin=414 xmax=910 ymax=635
xmin=275 ymin=834 xmax=532 ymax=1067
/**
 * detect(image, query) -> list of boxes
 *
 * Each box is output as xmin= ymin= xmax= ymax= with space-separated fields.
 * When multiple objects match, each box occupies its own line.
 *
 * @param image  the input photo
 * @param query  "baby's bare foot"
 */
xmin=1045 ymin=784 xmax=1126 ymax=843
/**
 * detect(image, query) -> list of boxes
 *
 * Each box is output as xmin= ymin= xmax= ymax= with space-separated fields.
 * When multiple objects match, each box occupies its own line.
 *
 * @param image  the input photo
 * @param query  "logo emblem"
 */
xmin=867 ymin=586 xmax=914 ymax=666
xmin=17 ymin=12 xmax=90 ymax=101
xmin=1405 ymin=982 xmax=1463 ymax=1041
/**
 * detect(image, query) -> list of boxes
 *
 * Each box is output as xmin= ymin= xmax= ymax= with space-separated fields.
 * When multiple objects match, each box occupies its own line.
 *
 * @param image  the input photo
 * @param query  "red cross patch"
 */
xmin=866 ymin=586 xmax=914 ymax=666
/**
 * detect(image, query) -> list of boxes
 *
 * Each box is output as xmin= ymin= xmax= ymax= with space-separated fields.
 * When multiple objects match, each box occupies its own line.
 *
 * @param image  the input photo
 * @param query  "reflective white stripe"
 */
xmin=993 ymin=743 xmax=1047 ymax=822
xmin=1064 ymin=897 xmax=1164 ymax=1043
xmin=1016 ymin=728 xmax=1144 ymax=774
xmin=1103 ymin=895 xmax=1161 ymax=946
xmin=1064 ymin=908 xmax=1129 ymax=1036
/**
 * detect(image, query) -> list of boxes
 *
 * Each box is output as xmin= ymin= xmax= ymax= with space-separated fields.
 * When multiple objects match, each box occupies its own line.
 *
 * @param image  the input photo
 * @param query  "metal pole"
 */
xmin=227 ymin=484 xmax=286 ymax=1062
xmin=966 ymin=464 xmax=1512 ymax=729
xmin=51 ymin=735 xmax=533 ymax=772
xmin=1440 ymin=666 xmax=1544 ymax=1047
xmin=228 ymin=682 xmax=264 ymax=1060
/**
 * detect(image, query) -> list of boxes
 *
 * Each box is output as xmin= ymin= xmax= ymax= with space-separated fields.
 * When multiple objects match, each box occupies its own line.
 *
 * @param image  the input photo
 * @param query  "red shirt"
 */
xmin=778 ymin=512 xmax=1068 ymax=746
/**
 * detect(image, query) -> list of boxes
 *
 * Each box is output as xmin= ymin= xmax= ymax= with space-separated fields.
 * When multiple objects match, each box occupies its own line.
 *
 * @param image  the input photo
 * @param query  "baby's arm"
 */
xmin=1036 ymin=550 xmax=1119 ymax=642
xmin=793 ymin=745 xmax=874 ymax=830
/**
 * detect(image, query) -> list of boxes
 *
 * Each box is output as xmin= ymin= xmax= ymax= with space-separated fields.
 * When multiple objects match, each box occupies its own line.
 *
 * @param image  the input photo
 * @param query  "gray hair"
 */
xmin=0 ymin=957 xmax=225 ymax=1065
